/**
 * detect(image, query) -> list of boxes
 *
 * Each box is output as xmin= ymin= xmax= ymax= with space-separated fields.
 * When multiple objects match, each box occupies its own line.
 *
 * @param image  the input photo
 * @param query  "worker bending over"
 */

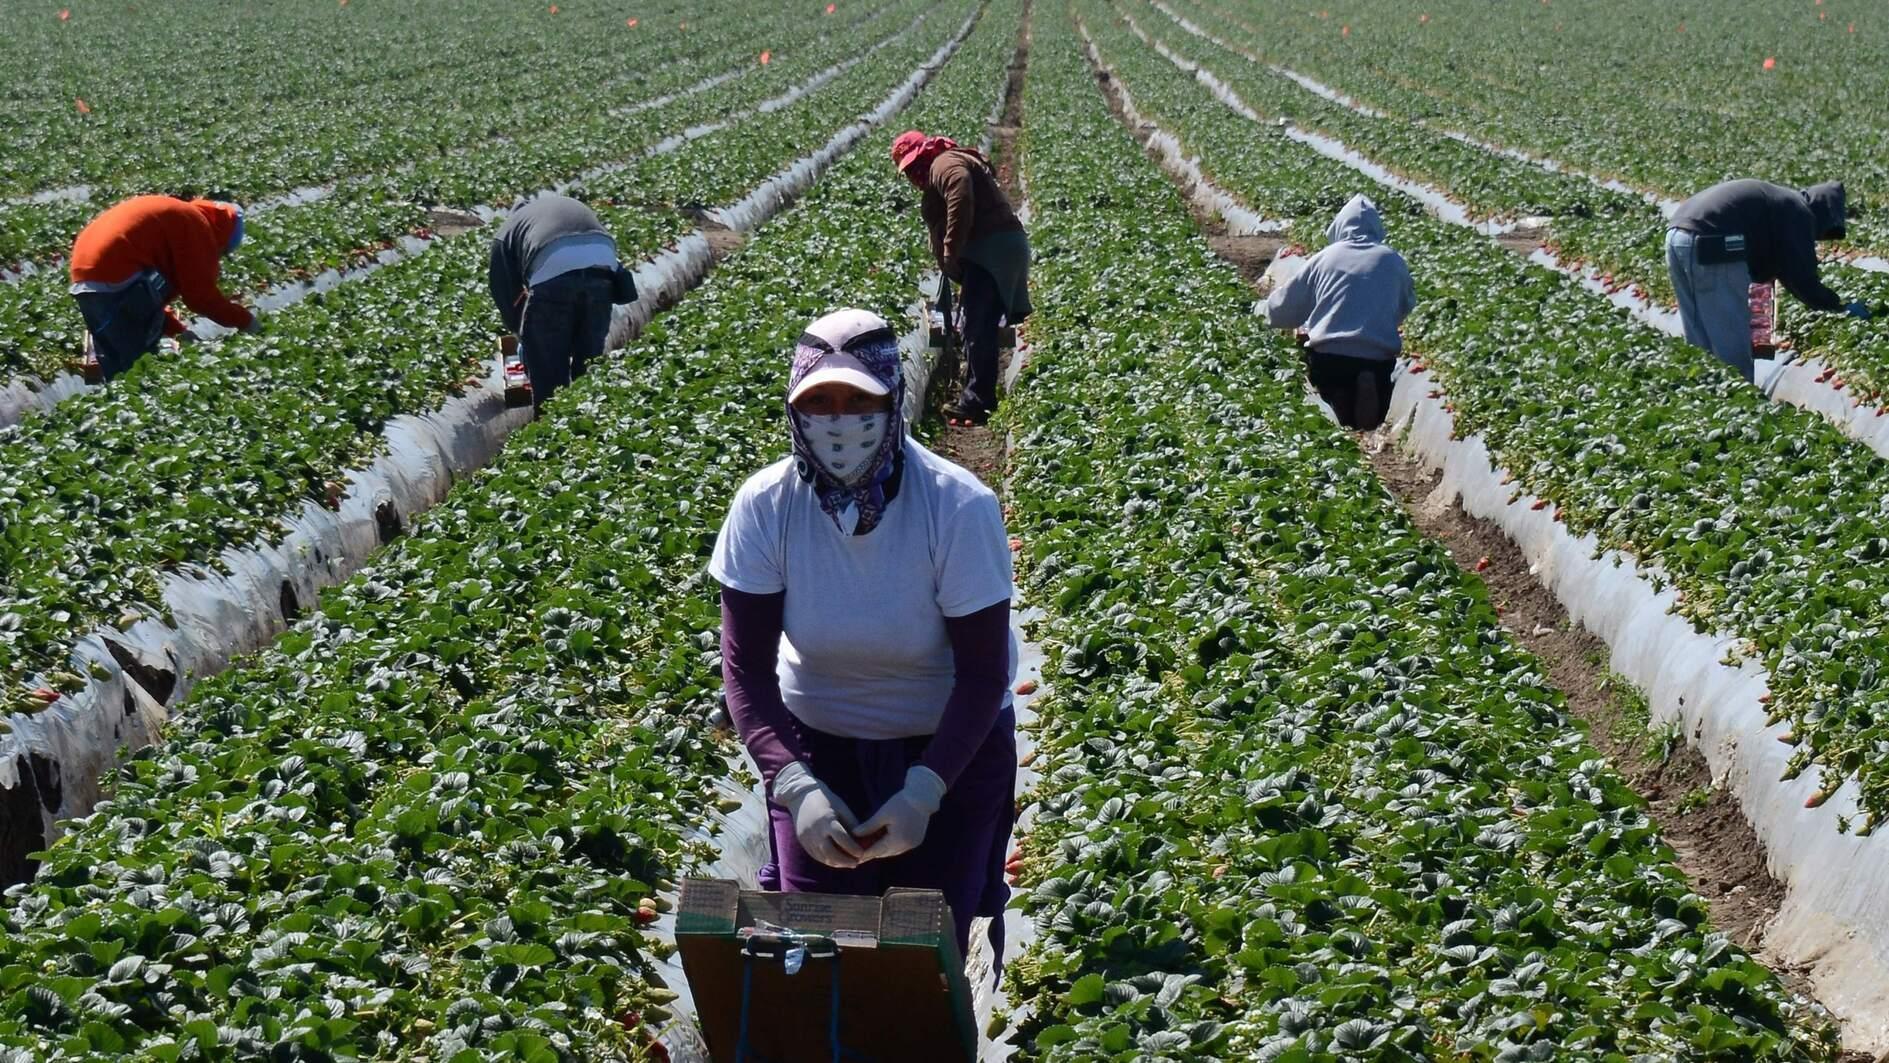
xmin=1666 ymin=179 xmax=1866 ymax=382
xmin=712 ymin=308 xmax=1018 ymax=960
xmin=487 ymin=194 xmax=638 ymax=411
xmin=69 ymin=195 xmax=255 ymax=380
xmin=892 ymin=129 xmax=1031 ymax=426
xmin=1265 ymin=194 xmax=1416 ymax=430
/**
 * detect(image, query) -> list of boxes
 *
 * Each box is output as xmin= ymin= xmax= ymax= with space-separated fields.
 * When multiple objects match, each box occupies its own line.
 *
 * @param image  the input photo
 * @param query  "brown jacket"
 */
xmin=920 ymin=150 xmax=1023 ymax=280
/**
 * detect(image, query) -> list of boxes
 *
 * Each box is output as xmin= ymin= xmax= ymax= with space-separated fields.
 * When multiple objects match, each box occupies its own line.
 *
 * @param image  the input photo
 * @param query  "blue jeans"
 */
xmin=519 ymin=268 xmax=615 ymax=409
xmin=71 ymin=270 xmax=172 ymax=380
xmin=1665 ymin=228 xmax=1754 ymax=382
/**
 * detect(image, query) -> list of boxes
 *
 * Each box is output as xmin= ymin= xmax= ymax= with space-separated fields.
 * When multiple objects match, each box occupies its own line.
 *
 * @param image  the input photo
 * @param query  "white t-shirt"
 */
xmin=709 ymin=438 xmax=1016 ymax=740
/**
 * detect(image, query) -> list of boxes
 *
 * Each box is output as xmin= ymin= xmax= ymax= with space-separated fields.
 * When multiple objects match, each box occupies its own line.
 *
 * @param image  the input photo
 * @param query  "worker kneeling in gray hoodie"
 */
xmin=1665 ymin=179 xmax=1866 ymax=383
xmin=1265 ymin=194 xmax=1416 ymax=430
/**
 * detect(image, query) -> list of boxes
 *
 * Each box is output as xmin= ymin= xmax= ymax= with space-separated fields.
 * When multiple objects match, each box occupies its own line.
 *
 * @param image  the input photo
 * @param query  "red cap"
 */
xmin=891 ymin=129 xmax=927 ymax=171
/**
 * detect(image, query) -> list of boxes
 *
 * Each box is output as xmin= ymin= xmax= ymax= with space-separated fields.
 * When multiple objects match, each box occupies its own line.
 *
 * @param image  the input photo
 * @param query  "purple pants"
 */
xmin=759 ymin=709 xmax=1017 ymax=969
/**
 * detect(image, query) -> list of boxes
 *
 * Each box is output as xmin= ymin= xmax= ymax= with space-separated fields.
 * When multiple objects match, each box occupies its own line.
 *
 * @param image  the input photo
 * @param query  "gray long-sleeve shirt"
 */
xmin=1668 ymin=179 xmax=1847 ymax=312
xmin=1265 ymin=195 xmax=1416 ymax=360
xmin=488 ymin=194 xmax=620 ymax=334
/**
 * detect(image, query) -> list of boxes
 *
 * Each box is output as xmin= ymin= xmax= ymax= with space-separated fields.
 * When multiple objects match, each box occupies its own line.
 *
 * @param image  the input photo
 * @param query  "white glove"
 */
xmin=772 ymin=761 xmax=867 ymax=869
xmin=855 ymin=765 xmax=947 ymax=863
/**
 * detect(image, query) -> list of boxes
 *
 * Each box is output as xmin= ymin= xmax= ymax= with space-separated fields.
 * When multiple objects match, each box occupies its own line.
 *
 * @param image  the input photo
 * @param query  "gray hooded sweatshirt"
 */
xmin=1668 ymin=179 xmax=1847 ymax=311
xmin=1265 ymin=195 xmax=1417 ymax=360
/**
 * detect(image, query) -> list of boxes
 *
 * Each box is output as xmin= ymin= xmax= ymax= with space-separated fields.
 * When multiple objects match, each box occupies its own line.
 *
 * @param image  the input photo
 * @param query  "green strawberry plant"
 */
xmin=0 ymin=0 xmax=935 ymax=385
xmin=0 ymin=1 xmax=1019 ymax=1054
xmin=0 ymin=0 xmax=977 ymax=710
xmin=999 ymin=14 xmax=1839 ymax=1059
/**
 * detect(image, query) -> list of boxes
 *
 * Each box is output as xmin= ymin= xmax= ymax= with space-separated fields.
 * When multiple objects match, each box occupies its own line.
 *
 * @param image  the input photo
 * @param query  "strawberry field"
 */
xmin=4 ymin=0 xmax=1889 ymax=1057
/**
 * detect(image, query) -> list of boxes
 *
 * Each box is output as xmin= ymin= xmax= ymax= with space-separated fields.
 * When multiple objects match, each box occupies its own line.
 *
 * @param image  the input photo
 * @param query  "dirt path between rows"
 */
xmin=1366 ymin=443 xmax=1808 ymax=966
xmin=1368 ymin=443 xmax=1879 ymax=1060
xmin=932 ymin=0 xmax=1031 ymax=490
xmin=1079 ymin=27 xmax=1865 ymax=1046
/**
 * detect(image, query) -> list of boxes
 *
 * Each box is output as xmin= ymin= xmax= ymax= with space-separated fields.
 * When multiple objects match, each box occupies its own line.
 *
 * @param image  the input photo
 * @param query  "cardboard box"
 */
xmin=675 ymin=879 xmax=976 ymax=1062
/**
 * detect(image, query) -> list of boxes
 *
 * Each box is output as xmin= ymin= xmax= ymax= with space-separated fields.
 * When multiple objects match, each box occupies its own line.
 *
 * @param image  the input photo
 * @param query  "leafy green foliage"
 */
xmin=0 ymin=0 xmax=969 ymax=703
xmin=0 ymin=0 xmax=1019 ymax=1054
xmin=1000 ymin=12 xmax=1837 ymax=1059
xmin=1080 ymin=0 xmax=1889 ymax=834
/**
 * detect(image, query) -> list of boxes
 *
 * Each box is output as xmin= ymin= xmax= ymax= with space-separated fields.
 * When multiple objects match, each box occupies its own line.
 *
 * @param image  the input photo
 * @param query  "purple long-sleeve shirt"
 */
xmin=719 ymin=585 xmax=1011 ymax=792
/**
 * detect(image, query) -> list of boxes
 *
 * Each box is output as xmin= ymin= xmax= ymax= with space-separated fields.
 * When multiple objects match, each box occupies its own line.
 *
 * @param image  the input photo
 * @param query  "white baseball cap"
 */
xmin=787 ymin=308 xmax=895 ymax=402
xmin=788 ymin=351 xmax=890 ymax=402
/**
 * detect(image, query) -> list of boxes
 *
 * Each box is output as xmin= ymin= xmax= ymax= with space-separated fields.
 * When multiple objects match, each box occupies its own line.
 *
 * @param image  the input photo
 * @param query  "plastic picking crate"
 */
xmin=1750 ymin=281 xmax=1778 ymax=359
xmin=499 ymin=334 xmax=533 ymax=408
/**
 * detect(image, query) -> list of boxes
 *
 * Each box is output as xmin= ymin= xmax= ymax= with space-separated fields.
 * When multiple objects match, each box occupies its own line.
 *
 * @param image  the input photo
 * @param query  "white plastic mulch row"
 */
xmin=0 ymin=7 xmax=982 ymax=869
xmin=1384 ymin=368 xmax=1889 ymax=1052
xmin=1086 ymin=34 xmax=1276 ymax=237
xmin=1081 ymin=28 xmax=1889 ymax=1050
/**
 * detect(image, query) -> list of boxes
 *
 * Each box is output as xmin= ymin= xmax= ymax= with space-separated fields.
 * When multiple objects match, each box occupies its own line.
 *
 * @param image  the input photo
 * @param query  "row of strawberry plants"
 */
xmin=0 ymin=0 xmax=926 ymax=385
xmin=0 ymin=1 xmax=975 ymax=706
xmin=1081 ymin=2 xmax=1889 ymax=830
xmin=0 ymin=0 xmax=1022 ymax=1053
xmin=0 ymin=0 xmax=796 ymax=219
xmin=998 ymin=10 xmax=1837 ymax=1059
xmin=1117 ymin=0 xmax=1889 ymax=412
xmin=0 ymin=0 xmax=719 ymax=256
xmin=1167 ymin=0 xmax=1889 ymax=252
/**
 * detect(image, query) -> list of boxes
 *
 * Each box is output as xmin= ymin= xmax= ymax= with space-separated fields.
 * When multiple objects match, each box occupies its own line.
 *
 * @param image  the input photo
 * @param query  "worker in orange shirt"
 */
xmin=68 ymin=195 xmax=257 ymax=380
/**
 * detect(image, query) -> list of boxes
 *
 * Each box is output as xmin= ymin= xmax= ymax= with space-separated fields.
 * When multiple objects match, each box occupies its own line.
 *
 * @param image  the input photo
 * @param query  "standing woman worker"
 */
xmin=710 ymin=308 xmax=1018 ymax=958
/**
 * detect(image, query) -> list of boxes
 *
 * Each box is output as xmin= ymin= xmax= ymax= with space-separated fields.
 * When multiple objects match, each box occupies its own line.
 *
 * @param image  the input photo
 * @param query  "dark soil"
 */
xmin=1494 ymin=221 xmax=1549 ymax=257
xmin=1207 ymin=233 xmax=1286 ymax=284
xmin=702 ymin=222 xmax=746 ymax=262
xmin=426 ymin=208 xmax=484 ymax=238
xmin=934 ymin=0 xmax=1031 ymax=490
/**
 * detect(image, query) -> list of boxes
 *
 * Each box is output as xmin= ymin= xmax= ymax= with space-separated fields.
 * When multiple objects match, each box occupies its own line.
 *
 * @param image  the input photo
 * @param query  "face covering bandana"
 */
xmin=794 ymin=411 xmax=887 ymax=485
xmin=786 ymin=311 xmax=906 ymax=535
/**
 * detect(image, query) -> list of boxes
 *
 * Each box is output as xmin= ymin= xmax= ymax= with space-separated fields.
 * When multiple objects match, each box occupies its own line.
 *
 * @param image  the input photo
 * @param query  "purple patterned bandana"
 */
xmin=787 ymin=309 xmax=905 ymax=535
